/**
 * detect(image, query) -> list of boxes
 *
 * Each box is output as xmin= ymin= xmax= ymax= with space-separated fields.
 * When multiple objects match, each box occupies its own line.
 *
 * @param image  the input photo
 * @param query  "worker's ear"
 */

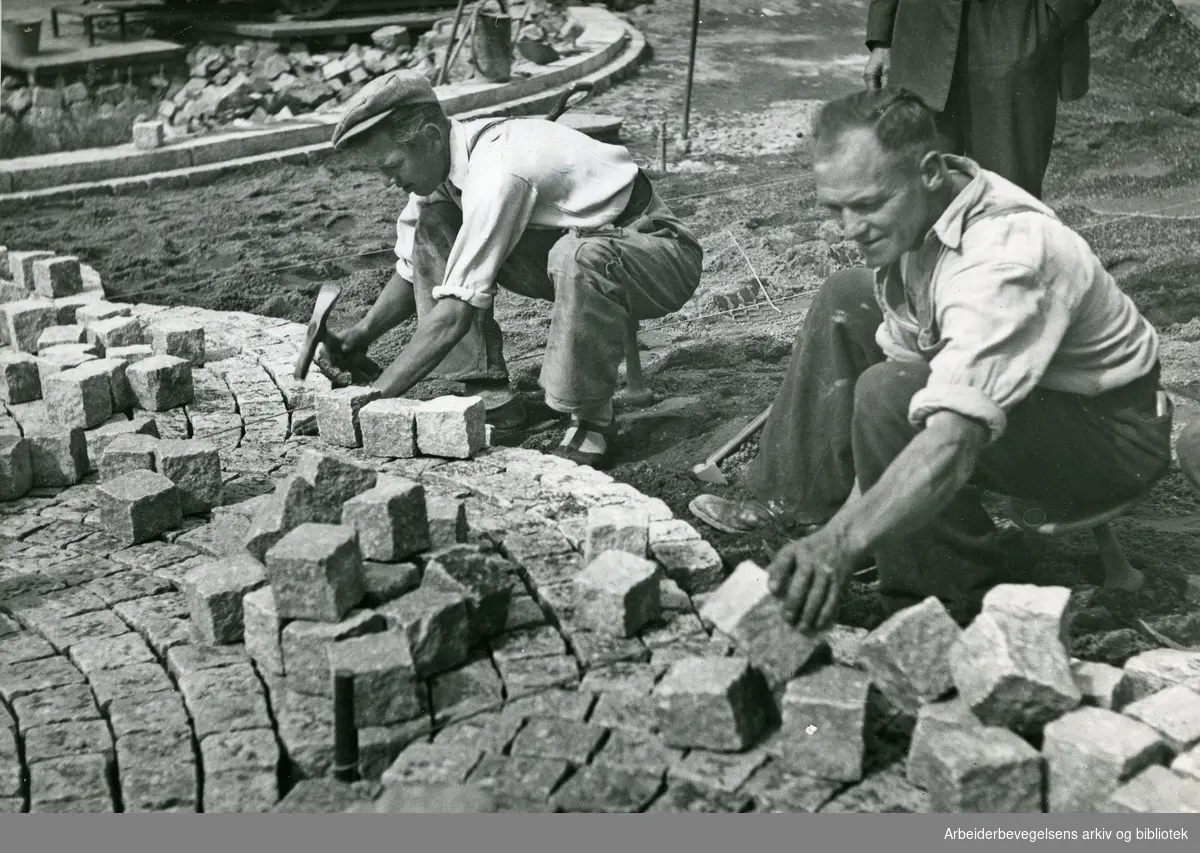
xmin=918 ymin=150 xmax=945 ymax=192
xmin=421 ymin=120 xmax=448 ymax=155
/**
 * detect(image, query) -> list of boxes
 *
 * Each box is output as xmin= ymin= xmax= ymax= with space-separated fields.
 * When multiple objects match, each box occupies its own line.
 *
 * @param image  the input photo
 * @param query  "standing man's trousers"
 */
xmin=936 ymin=52 xmax=1061 ymax=200
xmin=934 ymin=0 xmax=1066 ymax=200
xmin=744 ymin=269 xmax=1172 ymax=621
xmin=407 ymin=176 xmax=703 ymax=415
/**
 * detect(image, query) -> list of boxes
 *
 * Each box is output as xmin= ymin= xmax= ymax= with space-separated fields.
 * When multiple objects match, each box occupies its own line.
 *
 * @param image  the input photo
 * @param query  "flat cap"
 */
xmin=331 ymin=70 xmax=440 ymax=150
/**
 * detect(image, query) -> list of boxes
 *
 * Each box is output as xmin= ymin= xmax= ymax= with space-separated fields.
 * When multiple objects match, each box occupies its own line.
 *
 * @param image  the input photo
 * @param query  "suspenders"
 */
xmin=467 ymin=117 xmax=517 ymax=155
xmin=439 ymin=117 xmax=517 ymax=202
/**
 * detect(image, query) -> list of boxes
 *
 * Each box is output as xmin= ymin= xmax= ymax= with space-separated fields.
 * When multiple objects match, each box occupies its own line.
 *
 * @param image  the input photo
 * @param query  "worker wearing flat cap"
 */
xmin=323 ymin=70 xmax=703 ymax=468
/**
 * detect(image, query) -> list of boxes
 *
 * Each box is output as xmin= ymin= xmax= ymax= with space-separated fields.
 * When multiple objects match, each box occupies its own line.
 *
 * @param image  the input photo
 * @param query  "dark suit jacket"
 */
xmin=866 ymin=0 xmax=1099 ymax=112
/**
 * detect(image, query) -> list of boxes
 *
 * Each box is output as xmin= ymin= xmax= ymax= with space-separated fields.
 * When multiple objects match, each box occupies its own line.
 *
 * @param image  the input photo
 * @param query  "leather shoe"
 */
xmin=689 ymin=494 xmax=787 ymax=534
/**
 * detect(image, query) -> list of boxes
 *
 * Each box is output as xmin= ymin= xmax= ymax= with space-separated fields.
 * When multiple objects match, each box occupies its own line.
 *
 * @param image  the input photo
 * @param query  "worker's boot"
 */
xmin=689 ymin=495 xmax=807 ymax=535
xmin=548 ymin=398 xmax=619 ymax=470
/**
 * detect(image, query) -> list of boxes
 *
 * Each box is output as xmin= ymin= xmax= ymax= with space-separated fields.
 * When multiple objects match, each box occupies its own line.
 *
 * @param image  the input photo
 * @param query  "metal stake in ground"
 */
xmin=332 ymin=673 xmax=359 ymax=783
xmin=680 ymin=0 xmax=701 ymax=149
xmin=438 ymin=0 xmax=472 ymax=86
xmin=659 ymin=119 xmax=668 ymax=172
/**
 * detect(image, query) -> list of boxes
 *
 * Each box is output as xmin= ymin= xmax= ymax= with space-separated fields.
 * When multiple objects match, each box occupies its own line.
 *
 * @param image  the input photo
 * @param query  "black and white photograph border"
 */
xmin=1 ymin=0 xmax=1200 ymax=821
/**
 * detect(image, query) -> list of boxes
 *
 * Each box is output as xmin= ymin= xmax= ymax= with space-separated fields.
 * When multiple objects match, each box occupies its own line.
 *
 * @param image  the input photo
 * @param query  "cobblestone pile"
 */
xmin=2 ymin=244 xmax=1199 ymax=813
xmin=159 ymin=1 xmax=593 ymax=135
xmin=162 ymin=33 xmax=417 ymax=132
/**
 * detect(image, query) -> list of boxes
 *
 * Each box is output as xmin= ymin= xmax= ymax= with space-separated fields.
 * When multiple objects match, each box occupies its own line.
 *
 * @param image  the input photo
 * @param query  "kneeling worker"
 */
xmin=691 ymin=87 xmax=1171 ymax=631
xmin=323 ymin=70 xmax=704 ymax=469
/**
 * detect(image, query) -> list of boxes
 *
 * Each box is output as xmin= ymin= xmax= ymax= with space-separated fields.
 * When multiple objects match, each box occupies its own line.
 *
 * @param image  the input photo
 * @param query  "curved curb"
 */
xmin=0 ymin=7 xmax=646 ymax=212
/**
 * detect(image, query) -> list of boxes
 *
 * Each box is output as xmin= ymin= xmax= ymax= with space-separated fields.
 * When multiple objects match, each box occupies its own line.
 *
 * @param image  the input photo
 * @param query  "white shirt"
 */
xmin=393 ymin=117 xmax=640 ymax=310
xmin=875 ymin=157 xmax=1160 ymax=445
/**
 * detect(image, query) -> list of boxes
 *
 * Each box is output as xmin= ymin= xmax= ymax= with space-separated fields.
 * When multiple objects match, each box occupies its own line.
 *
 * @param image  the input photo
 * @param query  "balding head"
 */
xmin=810 ymin=87 xmax=943 ymax=177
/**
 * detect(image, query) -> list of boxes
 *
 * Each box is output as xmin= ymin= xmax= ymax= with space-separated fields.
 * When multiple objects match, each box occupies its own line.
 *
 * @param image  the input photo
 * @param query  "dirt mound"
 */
xmin=1091 ymin=0 xmax=1200 ymax=109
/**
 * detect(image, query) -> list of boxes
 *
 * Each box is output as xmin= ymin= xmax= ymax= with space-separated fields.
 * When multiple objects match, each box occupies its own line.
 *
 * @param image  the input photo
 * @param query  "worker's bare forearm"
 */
xmin=372 ymin=298 xmax=474 ymax=399
xmin=823 ymin=411 xmax=989 ymax=561
xmin=355 ymin=272 xmax=417 ymax=343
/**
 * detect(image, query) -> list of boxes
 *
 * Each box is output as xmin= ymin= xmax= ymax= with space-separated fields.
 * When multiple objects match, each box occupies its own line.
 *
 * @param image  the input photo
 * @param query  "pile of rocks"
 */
xmin=179 ymin=380 xmax=504 ymax=705
xmin=158 ymin=4 xmax=591 ymax=135
xmin=693 ymin=566 xmax=1200 ymax=813
xmin=315 ymin=386 xmax=487 ymax=461
xmin=161 ymin=29 xmax=416 ymax=132
xmin=0 ymin=76 xmax=155 ymax=153
xmin=0 ymin=246 xmax=214 ymax=539
xmin=178 ymin=430 xmax=731 ymax=802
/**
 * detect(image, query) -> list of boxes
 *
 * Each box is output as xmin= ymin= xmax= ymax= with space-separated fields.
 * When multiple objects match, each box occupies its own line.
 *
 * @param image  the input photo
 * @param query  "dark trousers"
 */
xmin=745 ymin=269 xmax=1172 ymax=619
xmin=936 ymin=29 xmax=1062 ymax=199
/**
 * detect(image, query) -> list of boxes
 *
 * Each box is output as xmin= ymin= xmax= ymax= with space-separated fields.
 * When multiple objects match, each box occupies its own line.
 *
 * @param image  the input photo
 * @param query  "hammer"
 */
xmin=294 ymin=283 xmax=382 ymax=384
xmin=295 ymin=284 xmax=341 ymax=381
xmin=691 ymin=404 xmax=772 ymax=485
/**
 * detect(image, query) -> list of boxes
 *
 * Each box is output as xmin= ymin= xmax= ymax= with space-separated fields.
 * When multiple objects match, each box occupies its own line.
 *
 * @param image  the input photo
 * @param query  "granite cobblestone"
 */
xmin=3 ymin=294 xmax=1187 ymax=813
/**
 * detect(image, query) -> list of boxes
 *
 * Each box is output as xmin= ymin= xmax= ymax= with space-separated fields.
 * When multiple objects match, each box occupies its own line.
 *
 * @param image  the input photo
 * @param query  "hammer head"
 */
xmin=294 ymin=284 xmax=342 ymax=381
xmin=692 ymin=460 xmax=728 ymax=485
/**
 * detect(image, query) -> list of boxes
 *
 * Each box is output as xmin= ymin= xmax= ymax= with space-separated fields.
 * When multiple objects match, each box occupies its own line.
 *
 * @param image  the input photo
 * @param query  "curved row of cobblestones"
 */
xmin=9 ymin=255 xmax=1196 ymax=813
xmin=0 ymin=281 xmax=926 ymax=812
xmin=0 ymin=297 xmax=320 ymax=812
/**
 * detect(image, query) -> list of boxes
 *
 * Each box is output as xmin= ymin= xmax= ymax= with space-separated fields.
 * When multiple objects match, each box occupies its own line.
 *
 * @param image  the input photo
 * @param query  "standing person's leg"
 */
xmin=850 ymin=362 xmax=1171 ymax=624
xmin=691 ymin=268 xmax=886 ymax=534
xmin=932 ymin=17 xmax=969 ymax=159
xmin=950 ymin=0 xmax=1064 ymax=199
xmin=934 ymin=66 xmax=969 ymax=159
xmin=957 ymin=61 xmax=1061 ymax=199
xmin=539 ymin=190 xmax=703 ymax=466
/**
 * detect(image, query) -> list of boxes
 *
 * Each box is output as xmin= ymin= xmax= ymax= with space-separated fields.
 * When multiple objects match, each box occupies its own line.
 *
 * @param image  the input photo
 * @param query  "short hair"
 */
xmin=342 ymin=101 xmax=449 ymax=151
xmin=810 ymin=87 xmax=941 ymax=169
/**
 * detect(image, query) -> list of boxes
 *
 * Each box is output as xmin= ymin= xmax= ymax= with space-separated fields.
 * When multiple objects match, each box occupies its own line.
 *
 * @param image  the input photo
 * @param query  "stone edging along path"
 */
xmin=0 ymin=7 xmax=646 ymax=213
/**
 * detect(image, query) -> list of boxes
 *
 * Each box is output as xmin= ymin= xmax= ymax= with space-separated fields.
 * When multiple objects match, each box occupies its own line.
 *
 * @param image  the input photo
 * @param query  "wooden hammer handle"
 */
xmin=705 ymin=405 xmax=772 ymax=467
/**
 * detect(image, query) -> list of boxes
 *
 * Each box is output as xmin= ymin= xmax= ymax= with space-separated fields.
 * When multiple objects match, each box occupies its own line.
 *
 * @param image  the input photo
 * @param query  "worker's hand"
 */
xmin=322 ymin=325 xmax=370 ymax=371
xmin=863 ymin=47 xmax=890 ymax=90
xmin=766 ymin=531 xmax=858 ymax=634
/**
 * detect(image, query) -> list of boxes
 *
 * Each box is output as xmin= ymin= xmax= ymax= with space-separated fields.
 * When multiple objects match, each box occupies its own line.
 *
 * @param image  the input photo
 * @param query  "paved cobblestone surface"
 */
xmin=0 ymin=282 xmax=897 ymax=813
xmin=5 ymin=263 xmax=1199 ymax=813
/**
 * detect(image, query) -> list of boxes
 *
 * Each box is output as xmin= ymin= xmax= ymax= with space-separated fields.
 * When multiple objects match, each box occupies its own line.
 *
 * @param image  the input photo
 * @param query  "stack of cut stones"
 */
xmin=684 ymin=565 xmax=1200 ymax=813
xmin=181 ymin=445 xmax=510 ymax=746
xmin=179 ymin=381 xmax=500 ymax=744
xmin=0 ymin=246 xmax=218 ymax=547
xmin=161 ymin=28 xmax=416 ymax=132
xmin=180 ymin=431 xmax=727 ymax=797
xmin=314 ymin=385 xmax=489 ymax=461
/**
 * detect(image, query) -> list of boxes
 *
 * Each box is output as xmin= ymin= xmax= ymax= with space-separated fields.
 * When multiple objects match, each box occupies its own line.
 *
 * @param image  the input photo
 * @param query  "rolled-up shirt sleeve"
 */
xmin=908 ymin=261 xmax=1075 ymax=444
xmin=431 ymin=170 xmax=538 ymax=310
